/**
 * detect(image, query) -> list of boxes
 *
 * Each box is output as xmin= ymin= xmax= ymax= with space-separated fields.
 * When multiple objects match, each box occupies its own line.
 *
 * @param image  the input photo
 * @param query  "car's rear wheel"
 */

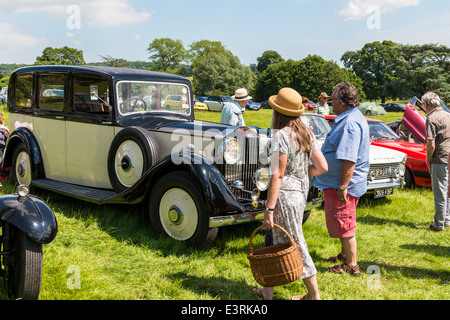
xmin=108 ymin=127 xmax=159 ymax=193
xmin=149 ymin=171 xmax=217 ymax=248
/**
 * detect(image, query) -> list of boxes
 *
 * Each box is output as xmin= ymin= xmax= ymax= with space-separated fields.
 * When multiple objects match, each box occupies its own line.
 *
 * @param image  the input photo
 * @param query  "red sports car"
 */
xmin=324 ymin=114 xmax=429 ymax=188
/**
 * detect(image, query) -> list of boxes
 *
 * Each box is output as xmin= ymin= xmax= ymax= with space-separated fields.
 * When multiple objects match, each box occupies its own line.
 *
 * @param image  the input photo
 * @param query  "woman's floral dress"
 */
xmin=270 ymin=126 xmax=318 ymax=279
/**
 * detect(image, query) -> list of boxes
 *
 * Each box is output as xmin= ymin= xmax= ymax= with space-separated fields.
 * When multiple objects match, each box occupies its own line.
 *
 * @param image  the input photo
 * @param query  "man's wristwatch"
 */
xmin=265 ymin=208 xmax=274 ymax=211
xmin=339 ymin=185 xmax=347 ymax=191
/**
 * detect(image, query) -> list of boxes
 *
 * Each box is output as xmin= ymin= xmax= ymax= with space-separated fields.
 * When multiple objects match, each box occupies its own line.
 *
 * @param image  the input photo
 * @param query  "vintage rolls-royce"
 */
xmin=4 ymin=66 xmax=321 ymax=248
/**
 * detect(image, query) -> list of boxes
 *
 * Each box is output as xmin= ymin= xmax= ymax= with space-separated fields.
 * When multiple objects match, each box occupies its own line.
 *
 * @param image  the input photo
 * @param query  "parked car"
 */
xmin=387 ymin=96 xmax=449 ymax=145
xmin=193 ymin=99 xmax=208 ymax=110
xmin=367 ymin=117 xmax=429 ymax=188
xmin=381 ymin=103 xmax=406 ymax=112
xmin=0 ymin=185 xmax=58 ymax=299
xmin=305 ymin=114 xmax=406 ymax=198
xmin=308 ymin=101 xmax=315 ymax=111
xmin=245 ymin=100 xmax=261 ymax=111
xmin=359 ymin=102 xmax=387 ymax=116
xmin=204 ymin=95 xmax=242 ymax=112
xmin=4 ymin=66 xmax=322 ymax=248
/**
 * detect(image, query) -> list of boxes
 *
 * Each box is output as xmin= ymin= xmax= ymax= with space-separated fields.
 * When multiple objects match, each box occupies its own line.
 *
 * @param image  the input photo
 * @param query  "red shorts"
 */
xmin=323 ymin=189 xmax=360 ymax=238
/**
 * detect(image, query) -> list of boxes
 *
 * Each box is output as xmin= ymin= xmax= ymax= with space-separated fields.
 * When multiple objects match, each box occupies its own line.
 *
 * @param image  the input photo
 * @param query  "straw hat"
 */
xmin=318 ymin=92 xmax=330 ymax=99
xmin=268 ymin=88 xmax=305 ymax=117
xmin=232 ymin=88 xmax=252 ymax=101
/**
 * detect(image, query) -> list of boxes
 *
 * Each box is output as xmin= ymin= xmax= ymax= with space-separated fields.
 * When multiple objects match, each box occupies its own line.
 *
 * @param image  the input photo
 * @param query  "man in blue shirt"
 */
xmin=315 ymin=83 xmax=370 ymax=276
xmin=220 ymin=88 xmax=248 ymax=126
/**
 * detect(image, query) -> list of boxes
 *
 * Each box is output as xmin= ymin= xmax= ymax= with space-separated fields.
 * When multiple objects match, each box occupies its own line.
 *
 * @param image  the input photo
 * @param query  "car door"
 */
xmin=65 ymin=74 xmax=116 ymax=189
xmin=34 ymin=72 xmax=68 ymax=182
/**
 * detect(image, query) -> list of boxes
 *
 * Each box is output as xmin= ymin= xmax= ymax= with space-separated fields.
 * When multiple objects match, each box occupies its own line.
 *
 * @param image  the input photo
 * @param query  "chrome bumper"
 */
xmin=365 ymin=179 xmax=404 ymax=194
xmin=209 ymin=196 xmax=323 ymax=228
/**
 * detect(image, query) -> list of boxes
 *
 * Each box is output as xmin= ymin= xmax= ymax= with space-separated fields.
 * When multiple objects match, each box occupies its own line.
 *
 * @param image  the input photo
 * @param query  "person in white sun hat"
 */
xmin=220 ymin=88 xmax=249 ymax=126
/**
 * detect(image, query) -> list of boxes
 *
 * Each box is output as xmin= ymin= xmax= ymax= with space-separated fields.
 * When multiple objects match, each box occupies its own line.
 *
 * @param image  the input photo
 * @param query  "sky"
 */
xmin=0 ymin=0 xmax=449 ymax=66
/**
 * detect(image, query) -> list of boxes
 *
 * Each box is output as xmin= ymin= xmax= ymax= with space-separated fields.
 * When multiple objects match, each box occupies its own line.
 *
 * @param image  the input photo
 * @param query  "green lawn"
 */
xmin=0 ymin=103 xmax=448 ymax=300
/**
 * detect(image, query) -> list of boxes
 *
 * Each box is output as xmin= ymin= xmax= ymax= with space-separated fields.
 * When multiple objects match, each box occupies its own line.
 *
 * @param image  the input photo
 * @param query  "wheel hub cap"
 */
xmin=120 ymin=155 xmax=132 ymax=172
xmin=168 ymin=205 xmax=184 ymax=225
xmin=18 ymin=162 xmax=26 ymax=177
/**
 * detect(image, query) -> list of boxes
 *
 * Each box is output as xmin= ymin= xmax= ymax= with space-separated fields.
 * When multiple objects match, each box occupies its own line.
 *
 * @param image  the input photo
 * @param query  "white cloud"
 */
xmin=337 ymin=0 xmax=420 ymax=21
xmin=1 ymin=0 xmax=151 ymax=27
xmin=0 ymin=23 xmax=44 ymax=54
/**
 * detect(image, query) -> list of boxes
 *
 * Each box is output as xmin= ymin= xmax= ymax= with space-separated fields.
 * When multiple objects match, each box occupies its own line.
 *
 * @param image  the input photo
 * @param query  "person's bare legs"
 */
xmin=301 ymin=274 xmax=320 ymax=300
xmin=340 ymin=236 xmax=357 ymax=266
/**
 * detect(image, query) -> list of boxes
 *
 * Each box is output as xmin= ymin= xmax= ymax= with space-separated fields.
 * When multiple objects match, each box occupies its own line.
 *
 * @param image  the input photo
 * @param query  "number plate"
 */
xmin=374 ymin=187 xmax=394 ymax=199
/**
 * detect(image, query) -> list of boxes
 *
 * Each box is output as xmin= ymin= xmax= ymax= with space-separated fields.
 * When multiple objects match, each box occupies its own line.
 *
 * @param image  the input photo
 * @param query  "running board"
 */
xmin=32 ymin=179 xmax=119 ymax=204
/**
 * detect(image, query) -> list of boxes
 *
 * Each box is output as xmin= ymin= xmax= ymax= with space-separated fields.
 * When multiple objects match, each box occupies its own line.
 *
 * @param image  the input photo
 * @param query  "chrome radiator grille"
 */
xmin=368 ymin=163 xmax=400 ymax=181
xmin=219 ymin=136 xmax=259 ymax=201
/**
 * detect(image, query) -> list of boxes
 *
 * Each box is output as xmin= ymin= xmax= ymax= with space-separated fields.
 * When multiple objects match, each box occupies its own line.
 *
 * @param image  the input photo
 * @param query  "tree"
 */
xmin=390 ymin=43 xmax=450 ymax=102
xmin=254 ymin=55 xmax=365 ymax=102
xmin=147 ymin=38 xmax=187 ymax=73
xmin=190 ymin=40 xmax=253 ymax=96
xmin=256 ymin=50 xmax=284 ymax=73
xmin=341 ymin=40 xmax=399 ymax=102
xmin=35 ymin=46 xmax=86 ymax=65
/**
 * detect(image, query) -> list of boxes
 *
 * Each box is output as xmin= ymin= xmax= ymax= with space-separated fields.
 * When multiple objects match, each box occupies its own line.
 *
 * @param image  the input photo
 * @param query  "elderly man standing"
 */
xmin=422 ymin=92 xmax=450 ymax=231
xmin=314 ymin=83 xmax=370 ymax=276
xmin=220 ymin=88 xmax=248 ymax=126
xmin=313 ymin=92 xmax=330 ymax=115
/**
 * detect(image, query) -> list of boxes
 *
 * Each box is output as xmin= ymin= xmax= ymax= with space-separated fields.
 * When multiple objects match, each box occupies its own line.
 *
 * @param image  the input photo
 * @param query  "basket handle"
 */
xmin=249 ymin=224 xmax=295 ymax=254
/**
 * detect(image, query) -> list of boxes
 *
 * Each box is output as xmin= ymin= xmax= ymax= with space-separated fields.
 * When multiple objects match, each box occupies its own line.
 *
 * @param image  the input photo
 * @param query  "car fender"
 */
xmin=3 ymin=128 xmax=45 ymax=180
xmin=0 ymin=194 xmax=58 ymax=244
xmin=111 ymin=152 xmax=245 ymax=216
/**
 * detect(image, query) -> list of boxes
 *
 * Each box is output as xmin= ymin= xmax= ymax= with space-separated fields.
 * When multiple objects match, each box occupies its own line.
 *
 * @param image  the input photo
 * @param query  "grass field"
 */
xmin=0 ymin=103 xmax=448 ymax=300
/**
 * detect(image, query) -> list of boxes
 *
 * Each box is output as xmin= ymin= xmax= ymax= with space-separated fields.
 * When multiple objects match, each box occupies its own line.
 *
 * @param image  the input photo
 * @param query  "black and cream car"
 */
xmin=4 ymin=66 xmax=321 ymax=248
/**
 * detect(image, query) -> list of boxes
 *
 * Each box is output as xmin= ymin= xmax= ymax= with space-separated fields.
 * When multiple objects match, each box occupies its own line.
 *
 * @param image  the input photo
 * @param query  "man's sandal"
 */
xmin=327 ymin=263 xmax=361 ymax=276
xmin=324 ymin=252 xmax=346 ymax=263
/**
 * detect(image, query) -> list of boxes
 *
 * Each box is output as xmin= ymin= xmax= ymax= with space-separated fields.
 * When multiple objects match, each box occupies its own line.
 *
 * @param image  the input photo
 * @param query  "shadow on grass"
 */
xmin=357 ymin=215 xmax=418 ymax=229
xmin=314 ymin=259 xmax=449 ymax=285
xmin=399 ymin=243 xmax=450 ymax=258
xmin=168 ymin=271 xmax=258 ymax=300
xmin=22 ymin=185 xmax=259 ymax=257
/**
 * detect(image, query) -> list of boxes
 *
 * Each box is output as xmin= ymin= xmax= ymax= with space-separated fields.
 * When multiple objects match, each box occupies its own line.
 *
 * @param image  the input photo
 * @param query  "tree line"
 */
xmin=1 ymin=39 xmax=449 ymax=103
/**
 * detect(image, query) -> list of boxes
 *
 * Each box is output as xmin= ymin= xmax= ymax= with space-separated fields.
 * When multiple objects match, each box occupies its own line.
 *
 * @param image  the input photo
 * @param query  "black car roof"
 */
xmin=12 ymin=65 xmax=190 ymax=83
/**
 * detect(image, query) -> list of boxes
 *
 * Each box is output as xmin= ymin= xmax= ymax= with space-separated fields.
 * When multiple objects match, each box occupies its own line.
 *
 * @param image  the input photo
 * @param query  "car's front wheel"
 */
xmin=2 ymin=222 xmax=43 ymax=300
xmin=149 ymin=171 xmax=217 ymax=248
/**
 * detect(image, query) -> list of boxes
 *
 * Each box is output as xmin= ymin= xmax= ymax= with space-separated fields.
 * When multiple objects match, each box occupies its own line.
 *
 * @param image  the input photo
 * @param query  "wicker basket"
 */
xmin=247 ymin=224 xmax=303 ymax=287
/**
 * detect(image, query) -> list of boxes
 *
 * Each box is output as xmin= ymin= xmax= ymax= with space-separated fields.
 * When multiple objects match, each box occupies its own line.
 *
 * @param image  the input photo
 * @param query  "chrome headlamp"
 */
xmin=399 ymin=155 xmax=407 ymax=177
xmin=17 ymin=184 xmax=30 ymax=201
xmin=253 ymin=168 xmax=270 ymax=191
xmin=220 ymin=138 xmax=241 ymax=165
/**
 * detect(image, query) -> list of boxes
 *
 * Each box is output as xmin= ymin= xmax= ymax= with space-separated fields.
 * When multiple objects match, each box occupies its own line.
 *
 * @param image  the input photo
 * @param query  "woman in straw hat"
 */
xmin=253 ymin=88 xmax=328 ymax=300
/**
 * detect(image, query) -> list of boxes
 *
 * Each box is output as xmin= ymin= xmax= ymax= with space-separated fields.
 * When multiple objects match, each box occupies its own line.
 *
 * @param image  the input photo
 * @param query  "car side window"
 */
xmin=14 ymin=74 xmax=33 ymax=109
xmin=38 ymin=74 xmax=66 ymax=111
xmin=73 ymin=76 xmax=111 ymax=116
